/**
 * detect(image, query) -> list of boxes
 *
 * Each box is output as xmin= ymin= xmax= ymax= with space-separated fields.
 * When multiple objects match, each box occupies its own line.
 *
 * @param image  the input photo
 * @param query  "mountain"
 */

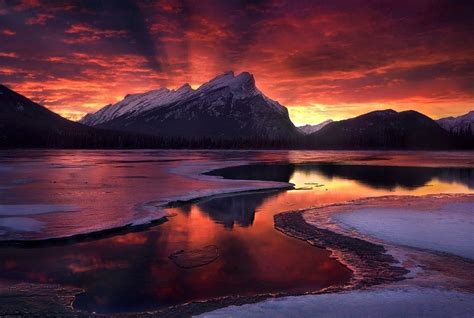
xmin=0 ymin=84 xmax=91 ymax=147
xmin=80 ymin=84 xmax=195 ymax=126
xmin=308 ymin=109 xmax=459 ymax=149
xmin=2 ymin=83 xmax=472 ymax=150
xmin=437 ymin=111 xmax=474 ymax=136
xmin=80 ymin=71 xmax=299 ymax=139
xmin=298 ymin=120 xmax=333 ymax=134
xmin=0 ymin=84 xmax=170 ymax=148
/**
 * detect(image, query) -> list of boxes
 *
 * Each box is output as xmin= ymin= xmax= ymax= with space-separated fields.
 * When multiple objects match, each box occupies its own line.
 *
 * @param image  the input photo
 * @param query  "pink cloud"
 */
xmin=0 ymin=52 xmax=18 ymax=58
xmin=2 ymin=29 xmax=16 ymax=36
xmin=25 ymin=13 xmax=54 ymax=25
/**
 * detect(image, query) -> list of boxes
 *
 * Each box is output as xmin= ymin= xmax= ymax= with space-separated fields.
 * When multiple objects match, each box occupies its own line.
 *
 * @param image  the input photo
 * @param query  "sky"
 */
xmin=0 ymin=0 xmax=473 ymax=125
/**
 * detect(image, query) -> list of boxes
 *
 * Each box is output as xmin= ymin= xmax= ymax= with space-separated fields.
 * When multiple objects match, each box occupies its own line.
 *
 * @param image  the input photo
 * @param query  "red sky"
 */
xmin=1 ymin=0 xmax=473 ymax=125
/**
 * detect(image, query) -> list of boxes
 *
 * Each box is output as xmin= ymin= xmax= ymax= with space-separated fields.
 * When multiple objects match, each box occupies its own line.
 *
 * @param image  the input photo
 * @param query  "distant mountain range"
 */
xmin=298 ymin=120 xmax=333 ymax=134
xmin=81 ymin=71 xmax=298 ymax=139
xmin=437 ymin=111 xmax=474 ymax=136
xmin=1 ymin=71 xmax=473 ymax=149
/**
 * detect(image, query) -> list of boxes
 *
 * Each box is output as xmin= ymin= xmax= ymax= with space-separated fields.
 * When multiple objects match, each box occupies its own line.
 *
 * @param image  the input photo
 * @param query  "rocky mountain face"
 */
xmin=80 ymin=72 xmax=299 ymax=139
xmin=437 ymin=111 xmax=474 ymax=136
xmin=309 ymin=109 xmax=459 ymax=149
xmin=298 ymin=120 xmax=333 ymax=134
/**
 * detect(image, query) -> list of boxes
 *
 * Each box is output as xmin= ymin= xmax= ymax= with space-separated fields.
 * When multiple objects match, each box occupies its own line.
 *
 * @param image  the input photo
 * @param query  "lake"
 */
xmin=0 ymin=150 xmax=473 ymax=313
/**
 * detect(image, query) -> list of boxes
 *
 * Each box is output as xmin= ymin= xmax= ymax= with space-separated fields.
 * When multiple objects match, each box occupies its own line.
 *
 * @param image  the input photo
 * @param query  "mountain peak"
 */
xmin=375 ymin=109 xmax=397 ymax=115
xmin=176 ymin=83 xmax=193 ymax=93
xmin=234 ymin=71 xmax=255 ymax=85
xmin=197 ymin=71 xmax=257 ymax=98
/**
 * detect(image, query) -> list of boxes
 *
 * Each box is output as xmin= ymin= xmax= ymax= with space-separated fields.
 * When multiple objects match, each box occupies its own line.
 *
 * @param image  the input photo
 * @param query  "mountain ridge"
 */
xmin=80 ymin=71 xmax=298 ymax=139
xmin=308 ymin=109 xmax=462 ymax=149
xmin=437 ymin=111 xmax=474 ymax=136
xmin=1 ymin=81 xmax=472 ymax=150
xmin=298 ymin=120 xmax=334 ymax=134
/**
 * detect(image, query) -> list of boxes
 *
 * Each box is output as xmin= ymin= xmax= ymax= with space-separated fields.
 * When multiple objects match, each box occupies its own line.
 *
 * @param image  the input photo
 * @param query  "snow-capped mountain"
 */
xmin=298 ymin=120 xmax=333 ymax=134
xmin=437 ymin=111 xmax=474 ymax=136
xmin=80 ymin=84 xmax=194 ymax=126
xmin=80 ymin=71 xmax=298 ymax=139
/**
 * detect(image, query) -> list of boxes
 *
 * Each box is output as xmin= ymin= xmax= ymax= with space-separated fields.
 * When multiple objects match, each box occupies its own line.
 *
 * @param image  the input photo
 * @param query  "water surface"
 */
xmin=1 ymin=150 xmax=473 ymax=313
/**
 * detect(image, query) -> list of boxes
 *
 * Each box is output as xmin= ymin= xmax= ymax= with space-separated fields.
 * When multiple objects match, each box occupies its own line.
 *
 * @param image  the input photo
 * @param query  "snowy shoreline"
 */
xmin=198 ymin=194 xmax=474 ymax=317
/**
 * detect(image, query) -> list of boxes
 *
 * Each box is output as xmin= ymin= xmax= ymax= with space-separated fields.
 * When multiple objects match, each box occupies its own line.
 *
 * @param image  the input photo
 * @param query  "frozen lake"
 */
xmin=0 ymin=150 xmax=473 ymax=313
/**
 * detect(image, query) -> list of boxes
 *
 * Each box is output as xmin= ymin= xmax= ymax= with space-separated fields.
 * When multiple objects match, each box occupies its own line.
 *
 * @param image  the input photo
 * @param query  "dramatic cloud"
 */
xmin=0 ymin=0 xmax=473 ymax=124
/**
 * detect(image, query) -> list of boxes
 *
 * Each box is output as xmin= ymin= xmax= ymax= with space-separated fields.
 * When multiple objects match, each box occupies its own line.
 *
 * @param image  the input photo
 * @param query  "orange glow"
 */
xmin=1 ymin=1 xmax=473 ymax=124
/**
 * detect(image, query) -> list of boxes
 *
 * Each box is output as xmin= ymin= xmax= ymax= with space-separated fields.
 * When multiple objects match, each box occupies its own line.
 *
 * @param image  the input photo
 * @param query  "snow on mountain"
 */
xmin=80 ymin=84 xmax=194 ymax=126
xmin=298 ymin=120 xmax=333 ymax=134
xmin=437 ymin=111 xmax=474 ymax=135
xmin=79 ymin=71 xmax=296 ymax=139
xmin=198 ymin=71 xmax=257 ymax=97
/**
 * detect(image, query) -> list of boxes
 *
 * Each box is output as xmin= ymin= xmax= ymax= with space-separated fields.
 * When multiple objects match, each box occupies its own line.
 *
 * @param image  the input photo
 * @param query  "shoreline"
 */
xmin=4 ymin=193 xmax=472 ymax=317
xmin=196 ymin=193 xmax=474 ymax=317
xmin=274 ymin=211 xmax=409 ymax=289
xmin=1 ymin=157 xmax=474 ymax=316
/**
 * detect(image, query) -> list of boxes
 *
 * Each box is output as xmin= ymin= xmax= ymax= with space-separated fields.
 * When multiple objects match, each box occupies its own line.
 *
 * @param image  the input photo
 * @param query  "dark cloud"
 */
xmin=0 ymin=0 xmax=473 ymax=122
xmin=62 ymin=0 xmax=166 ymax=73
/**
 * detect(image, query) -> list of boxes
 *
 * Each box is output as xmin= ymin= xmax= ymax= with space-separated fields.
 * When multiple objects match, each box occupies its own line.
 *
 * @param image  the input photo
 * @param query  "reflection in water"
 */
xmin=1 ymin=153 xmax=474 ymax=313
xmin=209 ymin=164 xmax=474 ymax=191
xmin=196 ymin=190 xmax=279 ymax=228
xmin=0 ymin=189 xmax=351 ymax=313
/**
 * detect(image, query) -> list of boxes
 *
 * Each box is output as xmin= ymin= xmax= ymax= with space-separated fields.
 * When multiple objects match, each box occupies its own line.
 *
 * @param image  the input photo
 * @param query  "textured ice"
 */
xmin=0 ymin=217 xmax=44 ymax=232
xmin=0 ymin=204 xmax=79 ymax=216
xmin=331 ymin=202 xmax=474 ymax=259
xmin=196 ymin=288 xmax=474 ymax=318
xmin=0 ymin=164 xmax=13 ymax=172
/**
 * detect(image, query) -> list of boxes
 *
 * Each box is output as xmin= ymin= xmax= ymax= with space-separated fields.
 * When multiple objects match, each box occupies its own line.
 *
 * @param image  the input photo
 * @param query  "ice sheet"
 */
xmin=196 ymin=288 xmax=474 ymax=318
xmin=331 ymin=202 xmax=474 ymax=259
xmin=0 ymin=204 xmax=79 ymax=216
xmin=0 ymin=217 xmax=44 ymax=232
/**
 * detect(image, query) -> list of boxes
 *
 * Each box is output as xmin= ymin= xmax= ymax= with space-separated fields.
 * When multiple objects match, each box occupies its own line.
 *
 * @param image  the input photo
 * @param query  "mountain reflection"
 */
xmin=206 ymin=164 xmax=296 ymax=182
xmin=195 ymin=190 xmax=280 ymax=228
xmin=209 ymin=164 xmax=474 ymax=191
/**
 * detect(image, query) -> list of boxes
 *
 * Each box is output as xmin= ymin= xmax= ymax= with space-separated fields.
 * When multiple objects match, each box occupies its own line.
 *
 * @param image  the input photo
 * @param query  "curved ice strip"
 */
xmin=0 ymin=204 xmax=80 ymax=216
xmin=196 ymin=288 xmax=474 ymax=318
xmin=0 ymin=217 xmax=44 ymax=232
xmin=332 ymin=203 xmax=474 ymax=259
